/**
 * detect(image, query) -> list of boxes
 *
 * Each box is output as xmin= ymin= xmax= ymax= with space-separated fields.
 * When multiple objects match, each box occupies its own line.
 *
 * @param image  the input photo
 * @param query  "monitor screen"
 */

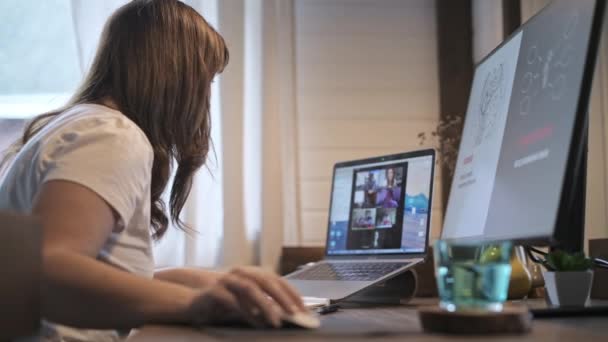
xmin=442 ymin=0 xmax=601 ymax=242
xmin=326 ymin=151 xmax=434 ymax=255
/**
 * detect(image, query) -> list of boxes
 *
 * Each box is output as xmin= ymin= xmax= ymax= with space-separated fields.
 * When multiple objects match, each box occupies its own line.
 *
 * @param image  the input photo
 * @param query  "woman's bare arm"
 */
xmin=154 ymin=268 xmax=222 ymax=289
xmin=36 ymin=180 xmax=305 ymax=329
xmin=36 ymin=180 xmax=194 ymax=329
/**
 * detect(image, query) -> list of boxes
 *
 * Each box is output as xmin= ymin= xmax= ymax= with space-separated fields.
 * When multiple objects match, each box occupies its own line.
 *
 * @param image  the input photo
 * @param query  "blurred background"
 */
xmin=1 ymin=0 xmax=607 ymax=272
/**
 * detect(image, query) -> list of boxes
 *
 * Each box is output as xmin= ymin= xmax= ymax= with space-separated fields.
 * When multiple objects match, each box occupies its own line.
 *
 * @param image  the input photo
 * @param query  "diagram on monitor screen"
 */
xmin=519 ymin=11 xmax=579 ymax=116
xmin=442 ymin=29 xmax=522 ymax=240
xmin=475 ymin=63 xmax=506 ymax=147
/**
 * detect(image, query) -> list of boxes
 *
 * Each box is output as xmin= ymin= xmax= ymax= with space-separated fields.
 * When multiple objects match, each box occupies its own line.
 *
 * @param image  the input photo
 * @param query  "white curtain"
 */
xmin=69 ymin=0 xmax=297 ymax=270
xmin=70 ymin=0 xmax=129 ymax=74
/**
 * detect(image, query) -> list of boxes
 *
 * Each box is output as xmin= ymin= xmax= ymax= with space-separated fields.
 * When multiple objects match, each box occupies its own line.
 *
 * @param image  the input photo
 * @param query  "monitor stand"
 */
xmin=525 ymin=120 xmax=607 ymax=315
xmin=552 ymin=115 xmax=588 ymax=253
xmin=526 ymin=298 xmax=608 ymax=317
xmin=524 ymin=132 xmax=608 ymax=316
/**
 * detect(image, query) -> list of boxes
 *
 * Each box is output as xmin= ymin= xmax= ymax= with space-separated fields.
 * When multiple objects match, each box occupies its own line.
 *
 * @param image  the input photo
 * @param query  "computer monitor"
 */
xmin=441 ymin=0 xmax=605 ymax=252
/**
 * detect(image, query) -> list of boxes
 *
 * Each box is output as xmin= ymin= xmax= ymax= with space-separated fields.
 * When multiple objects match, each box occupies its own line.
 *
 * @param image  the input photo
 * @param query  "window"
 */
xmin=0 ymin=0 xmax=81 ymax=151
xmin=0 ymin=0 xmax=80 ymax=120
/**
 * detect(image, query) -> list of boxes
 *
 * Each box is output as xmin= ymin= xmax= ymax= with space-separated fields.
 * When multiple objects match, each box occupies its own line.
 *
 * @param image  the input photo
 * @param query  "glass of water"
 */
xmin=434 ymin=239 xmax=512 ymax=312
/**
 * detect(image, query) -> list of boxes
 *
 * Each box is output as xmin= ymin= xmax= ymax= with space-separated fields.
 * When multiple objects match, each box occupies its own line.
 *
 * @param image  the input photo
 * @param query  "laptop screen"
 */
xmin=326 ymin=150 xmax=435 ymax=256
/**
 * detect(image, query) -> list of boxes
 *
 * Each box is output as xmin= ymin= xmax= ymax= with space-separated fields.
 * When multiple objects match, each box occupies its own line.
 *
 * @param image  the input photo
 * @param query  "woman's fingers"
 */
xmin=190 ymin=286 xmax=235 ymax=325
xmin=221 ymin=274 xmax=281 ymax=328
xmin=191 ymin=285 xmax=263 ymax=328
xmin=233 ymin=267 xmax=303 ymax=315
xmin=196 ymin=267 xmax=307 ymax=329
xmin=277 ymin=276 xmax=307 ymax=311
xmin=205 ymin=286 xmax=262 ymax=328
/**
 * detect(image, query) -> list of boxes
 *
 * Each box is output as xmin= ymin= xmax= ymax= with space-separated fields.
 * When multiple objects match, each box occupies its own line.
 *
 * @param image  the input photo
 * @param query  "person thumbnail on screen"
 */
xmin=376 ymin=167 xmax=404 ymax=208
xmin=354 ymin=170 xmax=382 ymax=208
xmin=351 ymin=208 xmax=376 ymax=230
xmin=375 ymin=208 xmax=397 ymax=228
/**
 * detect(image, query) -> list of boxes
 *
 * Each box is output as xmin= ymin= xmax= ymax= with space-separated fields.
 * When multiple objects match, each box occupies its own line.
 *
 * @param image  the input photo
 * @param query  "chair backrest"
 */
xmin=0 ymin=211 xmax=41 ymax=339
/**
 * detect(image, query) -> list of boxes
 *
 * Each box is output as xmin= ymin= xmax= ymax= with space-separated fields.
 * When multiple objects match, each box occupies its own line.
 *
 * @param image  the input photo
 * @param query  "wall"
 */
xmin=292 ymin=0 xmax=442 ymax=246
xmin=472 ymin=0 xmax=503 ymax=64
xmin=583 ymin=5 xmax=608 ymax=242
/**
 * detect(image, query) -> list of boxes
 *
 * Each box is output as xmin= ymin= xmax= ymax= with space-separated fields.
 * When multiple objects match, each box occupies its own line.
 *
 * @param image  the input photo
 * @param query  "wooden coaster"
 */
xmin=418 ymin=305 xmax=532 ymax=335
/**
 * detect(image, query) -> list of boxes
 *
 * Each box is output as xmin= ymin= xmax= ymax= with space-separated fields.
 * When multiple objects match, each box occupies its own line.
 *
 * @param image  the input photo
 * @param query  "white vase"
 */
xmin=542 ymin=270 xmax=594 ymax=307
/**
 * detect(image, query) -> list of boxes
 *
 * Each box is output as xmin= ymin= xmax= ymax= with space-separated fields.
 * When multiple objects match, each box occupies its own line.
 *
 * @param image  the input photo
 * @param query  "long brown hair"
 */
xmin=6 ymin=0 xmax=229 ymax=240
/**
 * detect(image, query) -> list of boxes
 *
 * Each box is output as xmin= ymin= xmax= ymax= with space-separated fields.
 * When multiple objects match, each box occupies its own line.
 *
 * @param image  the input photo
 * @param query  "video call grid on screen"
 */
xmin=326 ymin=155 xmax=433 ymax=256
xmin=347 ymin=163 xmax=407 ymax=250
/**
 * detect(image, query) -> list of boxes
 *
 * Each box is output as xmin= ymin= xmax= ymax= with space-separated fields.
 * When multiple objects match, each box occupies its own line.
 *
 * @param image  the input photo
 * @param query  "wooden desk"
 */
xmin=129 ymin=299 xmax=608 ymax=341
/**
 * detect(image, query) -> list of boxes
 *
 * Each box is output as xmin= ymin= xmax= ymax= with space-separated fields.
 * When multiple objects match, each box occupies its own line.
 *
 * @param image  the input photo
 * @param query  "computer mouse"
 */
xmin=281 ymin=311 xmax=321 ymax=329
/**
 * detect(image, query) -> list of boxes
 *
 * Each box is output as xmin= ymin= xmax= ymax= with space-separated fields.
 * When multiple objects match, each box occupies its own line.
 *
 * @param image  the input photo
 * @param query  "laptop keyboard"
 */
xmin=290 ymin=262 xmax=409 ymax=281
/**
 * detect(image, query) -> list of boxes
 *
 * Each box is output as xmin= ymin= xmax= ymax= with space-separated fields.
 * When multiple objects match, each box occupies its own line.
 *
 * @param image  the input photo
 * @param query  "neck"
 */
xmin=99 ymin=97 xmax=119 ymax=111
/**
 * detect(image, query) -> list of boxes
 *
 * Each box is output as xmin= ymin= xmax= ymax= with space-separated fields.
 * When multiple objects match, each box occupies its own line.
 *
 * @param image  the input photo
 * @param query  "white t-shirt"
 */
xmin=0 ymin=104 xmax=155 ymax=341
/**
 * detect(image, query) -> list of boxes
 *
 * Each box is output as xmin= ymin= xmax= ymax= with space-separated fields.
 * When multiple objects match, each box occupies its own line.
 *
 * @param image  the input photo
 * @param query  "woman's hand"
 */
xmin=183 ymin=267 xmax=306 ymax=328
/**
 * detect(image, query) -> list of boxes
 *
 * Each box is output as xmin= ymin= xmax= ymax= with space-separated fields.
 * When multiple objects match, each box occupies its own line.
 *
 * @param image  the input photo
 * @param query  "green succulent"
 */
xmin=544 ymin=250 xmax=593 ymax=272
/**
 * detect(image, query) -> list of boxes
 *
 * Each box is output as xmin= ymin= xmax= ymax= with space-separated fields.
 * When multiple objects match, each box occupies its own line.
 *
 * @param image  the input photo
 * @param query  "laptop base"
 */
xmin=342 ymin=269 xmax=418 ymax=305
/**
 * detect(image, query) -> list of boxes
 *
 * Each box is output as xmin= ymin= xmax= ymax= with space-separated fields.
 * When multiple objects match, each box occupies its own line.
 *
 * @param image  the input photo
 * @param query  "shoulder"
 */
xmin=34 ymin=105 xmax=155 ymax=232
xmin=57 ymin=104 xmax=152 ymax=150
xmin=44 ymin=104 xmax=154 ymax=165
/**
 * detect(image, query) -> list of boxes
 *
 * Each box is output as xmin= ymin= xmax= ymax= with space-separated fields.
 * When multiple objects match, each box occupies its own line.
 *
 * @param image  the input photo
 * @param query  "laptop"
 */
xmin=286 ymin=149 xmax=435 ymax=302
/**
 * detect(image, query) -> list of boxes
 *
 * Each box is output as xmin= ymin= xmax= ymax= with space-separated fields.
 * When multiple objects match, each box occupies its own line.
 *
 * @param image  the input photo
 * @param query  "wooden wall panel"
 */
xmin=294 ymin=0 xmax=441 ymax=246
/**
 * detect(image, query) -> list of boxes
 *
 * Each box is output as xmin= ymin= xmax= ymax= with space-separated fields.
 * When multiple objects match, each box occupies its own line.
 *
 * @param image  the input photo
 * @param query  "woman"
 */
xmin=0 ymin=1 xmax=304 ymax=341
xmin=385 ymin=168 xmax=396 ymax=188
xmin=380 ymin=168 xmax=399 ymax=208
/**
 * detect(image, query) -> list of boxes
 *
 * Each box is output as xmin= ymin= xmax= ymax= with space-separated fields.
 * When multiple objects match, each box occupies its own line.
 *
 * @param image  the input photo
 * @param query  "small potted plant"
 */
xmin=541 ymin=250 xmax=594 ymax=307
